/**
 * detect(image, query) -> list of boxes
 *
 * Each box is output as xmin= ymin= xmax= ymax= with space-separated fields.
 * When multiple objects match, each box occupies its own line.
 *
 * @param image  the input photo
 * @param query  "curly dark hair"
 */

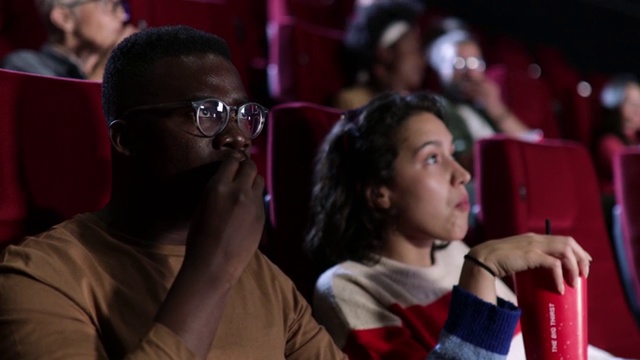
xmin=102 ymin=25 xmax=231 ymax=125
xmin=306 ymin=91 xmax=446 ymax=268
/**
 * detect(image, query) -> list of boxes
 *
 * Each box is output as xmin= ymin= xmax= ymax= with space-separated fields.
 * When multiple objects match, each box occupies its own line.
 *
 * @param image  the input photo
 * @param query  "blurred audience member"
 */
xmin=1 ymin=0 xmax=136 ymax=80
xmin=334 ymin=0 xmax=425 ymax=110
xmin=427 ymin=30 xmax=532 ymax=170
xmin=594 ymin=74 xmax=640 ymax=193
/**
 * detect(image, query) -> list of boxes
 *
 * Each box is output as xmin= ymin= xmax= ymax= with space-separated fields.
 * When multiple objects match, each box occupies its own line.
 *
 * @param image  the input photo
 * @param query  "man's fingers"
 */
xmin=212 ymin=158 xmax=241 ymax=184
xmin=234 ymin=159 xmax=258 ymax=187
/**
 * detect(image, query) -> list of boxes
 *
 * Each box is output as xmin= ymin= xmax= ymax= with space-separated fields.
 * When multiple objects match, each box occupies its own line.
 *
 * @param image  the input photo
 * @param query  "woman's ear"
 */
xmin=108 ymin=120 xmax=133 ymax=156
xmin=366 ymin=185 xmax=392 ymax=210
xmin=375 ymin=46 xmax=395 ymax=66
xmin=50 ymin=5 xmax=76 ymax=34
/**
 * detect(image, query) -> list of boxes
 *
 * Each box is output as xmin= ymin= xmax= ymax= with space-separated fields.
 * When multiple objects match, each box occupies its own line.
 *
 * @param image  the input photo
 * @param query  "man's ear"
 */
xmin=108 ymin=120 xmax=133 ymax=156
xmin=50 ymin=5 xmax=76 ymax=34
xmin=366 ymin=185 xmax=392 ymax=210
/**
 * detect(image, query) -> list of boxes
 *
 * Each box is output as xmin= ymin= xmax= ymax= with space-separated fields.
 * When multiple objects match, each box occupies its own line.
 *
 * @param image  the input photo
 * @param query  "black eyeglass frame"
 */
xmin=116 ymin=98 xmax=268 ymax=139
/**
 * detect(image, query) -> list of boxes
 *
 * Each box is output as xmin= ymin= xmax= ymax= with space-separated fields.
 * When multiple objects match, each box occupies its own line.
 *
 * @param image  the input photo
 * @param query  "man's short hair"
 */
xmin=102 ymin=25 xmax=232 ymax=125
xmin=344 ymin=0 xmax=422 ymax=74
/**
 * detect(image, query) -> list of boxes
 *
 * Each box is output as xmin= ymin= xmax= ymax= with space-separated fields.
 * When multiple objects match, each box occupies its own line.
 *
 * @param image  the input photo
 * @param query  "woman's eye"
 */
xmin=200 ymin=109 xmax=212 ymax=117
xmin=426 ymin=154 xmax=439 ymax=165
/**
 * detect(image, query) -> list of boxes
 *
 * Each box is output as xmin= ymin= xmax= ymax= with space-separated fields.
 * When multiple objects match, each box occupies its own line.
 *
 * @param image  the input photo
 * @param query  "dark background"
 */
xmin=429 ymin=0 xmax=640 ymax=75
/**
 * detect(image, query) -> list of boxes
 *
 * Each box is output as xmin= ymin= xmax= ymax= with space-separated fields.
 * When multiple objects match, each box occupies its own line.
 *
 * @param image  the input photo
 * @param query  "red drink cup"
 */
xmin=515 ymin=269 xmax=588 ymax=360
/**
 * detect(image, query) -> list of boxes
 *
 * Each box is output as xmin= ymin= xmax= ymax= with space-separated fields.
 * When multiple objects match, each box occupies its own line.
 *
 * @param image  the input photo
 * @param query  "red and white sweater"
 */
xmin=313 ymin=241 xmax=527 ymax=360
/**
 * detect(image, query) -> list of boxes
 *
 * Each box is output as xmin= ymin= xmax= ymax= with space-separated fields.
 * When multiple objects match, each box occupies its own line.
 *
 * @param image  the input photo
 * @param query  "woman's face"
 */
xmin=376 ymin=112 xmax=471 ymax=244
xmin=620 ymin=83 xmax=640 ymax=131
xmin=388 ymin=27 xmax=425 ymax=91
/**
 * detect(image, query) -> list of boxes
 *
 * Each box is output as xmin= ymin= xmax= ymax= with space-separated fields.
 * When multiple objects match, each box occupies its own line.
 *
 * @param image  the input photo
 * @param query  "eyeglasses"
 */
xmin=120 ymin=98 xmax=268 ymax=139
xmin=62 ymin=0 xmax=122 ymax=12
xmin=453 ymin=56 xmax=486 ymax=72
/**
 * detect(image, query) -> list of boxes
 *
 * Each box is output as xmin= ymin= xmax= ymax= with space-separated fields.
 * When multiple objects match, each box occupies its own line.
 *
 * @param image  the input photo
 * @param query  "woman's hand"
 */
xmin=459 ymin=233 xmax=592 ymax=303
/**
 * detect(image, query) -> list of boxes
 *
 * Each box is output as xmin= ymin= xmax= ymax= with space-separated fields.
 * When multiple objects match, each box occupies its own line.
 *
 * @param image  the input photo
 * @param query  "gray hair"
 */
xmin=35 ymin=0 xmax=74 ymax=40
xmin=601 ymin=73 xmax=639 ymax=109
xmin=427 ymin=29 xmax=475 ymax=85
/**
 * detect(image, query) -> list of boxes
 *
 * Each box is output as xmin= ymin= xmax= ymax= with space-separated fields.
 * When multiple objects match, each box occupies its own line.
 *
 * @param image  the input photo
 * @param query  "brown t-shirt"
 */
xmin=0 ymin=213 xmax=345 ymax=359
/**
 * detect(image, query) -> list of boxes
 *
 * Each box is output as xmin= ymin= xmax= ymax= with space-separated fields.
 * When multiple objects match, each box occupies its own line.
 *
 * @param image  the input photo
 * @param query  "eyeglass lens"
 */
xmin=453 ymin=56 xmax=486 ymax=71
xmin=196 ymin=100 xmax=265 ymax=138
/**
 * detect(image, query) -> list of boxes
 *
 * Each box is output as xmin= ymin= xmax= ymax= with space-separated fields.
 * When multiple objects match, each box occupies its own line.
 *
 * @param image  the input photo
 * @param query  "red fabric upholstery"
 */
xmin=0 ymin=70 xmax=110 ymax=243
xmin=613 ymin=148 xmax=640 ymax=325
xmin=268 ymin=18 xmax=346 ymax=104
xmin=0 ymin=0 xmax=47 ymax=59
xmin=16 ymin=71 xmax=111 ymax=234
xmin=475 ymin=136 xmax=640 ymax=358
xmin=536 ymin=45 xmax=596 ymax=145
xmin=0 ymin=70 xmax=28 ymax=244
xmin=266 ymin=102 xmax=342 ymax=301
xmin=486 ymin=65 xmax=561 ymax=138
xmin=486 ymin=35 xmax=534 ymax=72
xmin=127 ymin=0 xmax=267 ymax=99
xmin=268 ymin=0 xmax=355 ymax=30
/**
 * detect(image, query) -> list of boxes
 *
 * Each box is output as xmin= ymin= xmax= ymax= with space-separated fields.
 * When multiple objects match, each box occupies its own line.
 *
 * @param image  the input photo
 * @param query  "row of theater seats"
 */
xmin=0 ymin=0 xmax=611 ymax=150
xmin=1 ymin=66 xmax=640 ymax=356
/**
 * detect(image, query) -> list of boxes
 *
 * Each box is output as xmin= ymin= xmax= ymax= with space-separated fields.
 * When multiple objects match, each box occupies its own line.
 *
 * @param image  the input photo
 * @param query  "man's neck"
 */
xmin=95 ymin=192 xmax=195 ymax=246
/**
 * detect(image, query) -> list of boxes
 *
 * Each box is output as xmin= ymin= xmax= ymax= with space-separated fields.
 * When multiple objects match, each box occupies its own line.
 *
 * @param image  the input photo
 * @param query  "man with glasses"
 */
xmin=428 ymin=29 xmax=530 ymax=172
xmin=1 ymin=0 xmax=136 ymax=80
xmin=0 ymin=24 xmax=346 ymax=359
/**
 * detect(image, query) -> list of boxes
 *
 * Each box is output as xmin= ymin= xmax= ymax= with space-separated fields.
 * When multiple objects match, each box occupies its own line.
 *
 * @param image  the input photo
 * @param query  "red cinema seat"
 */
xmin=0 ymin=70 xmax=29 ymax=245
xmin=474 ymin=136 xmax=640 ymax=358
xmin=127 ymin=0 xmax=267 ymax=100
xmin=536 ymin=45 xmax=596 ymax=145
xmin=486 ymin=65 xmax=561 ymax=139
xmin=612 ymin=148 xmax=640 ymax=327
xmin=268 ymin=0 xmax=355 ymax=30
xmin=266 ymin=102 xmax=342 ymax=301
xmin=0 ymin=0 xmax=47 ymax=59
xmin=15 ymin=71 xmax=111 ymax=235
xmin=268 ymin=18 xmax=346 ymax=104
xmin=486 ymin=35 xmax=535 ymax=73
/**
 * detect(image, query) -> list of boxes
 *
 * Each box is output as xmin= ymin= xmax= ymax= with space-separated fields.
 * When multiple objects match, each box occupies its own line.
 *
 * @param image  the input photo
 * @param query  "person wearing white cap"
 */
xmin=334 ymin=0 xmax=426 ymax=110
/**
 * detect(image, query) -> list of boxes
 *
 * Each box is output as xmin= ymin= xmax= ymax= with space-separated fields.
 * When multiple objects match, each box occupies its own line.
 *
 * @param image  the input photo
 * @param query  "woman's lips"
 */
xmin=456 ymin=197 xmax=471 ymax=211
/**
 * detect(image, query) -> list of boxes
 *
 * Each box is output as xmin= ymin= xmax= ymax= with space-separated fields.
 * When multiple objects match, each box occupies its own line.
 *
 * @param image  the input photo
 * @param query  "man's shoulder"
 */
xmin=0 ymin=214 xmax=105 ymax=278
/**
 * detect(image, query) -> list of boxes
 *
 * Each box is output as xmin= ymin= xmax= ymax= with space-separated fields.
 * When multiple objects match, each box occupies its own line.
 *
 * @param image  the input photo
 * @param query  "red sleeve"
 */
xmin=342 ymin=326 xmax=428 ymax=360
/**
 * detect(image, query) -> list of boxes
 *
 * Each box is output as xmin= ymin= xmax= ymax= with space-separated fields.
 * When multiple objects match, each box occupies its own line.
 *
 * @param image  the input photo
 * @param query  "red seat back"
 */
xmin=268 ymin=18 xmax=346 ymax=104
xmin=475 ymin=136 xmax=640 ymax=357
xmin=266 ymin=102 xmax=342 ymax=300
xmin=487 ymin=65 xmax=561 ymax=139
xmin=268 ymin=0 xmax=355 ymax=30
xmin=535 ymin=45 xmax=596 ymax=146
xmin=0 ymin=0 xmax=47 ymax=59
xmin=613 ymin=148 xmax=640 ymax=326
xmin=127 ymin=0 xmax=267 ymax=99
xmin=0 ymin=70 xmax=28 ymax=244
xmin=16 ymin=71 xmax=111 ymax=234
